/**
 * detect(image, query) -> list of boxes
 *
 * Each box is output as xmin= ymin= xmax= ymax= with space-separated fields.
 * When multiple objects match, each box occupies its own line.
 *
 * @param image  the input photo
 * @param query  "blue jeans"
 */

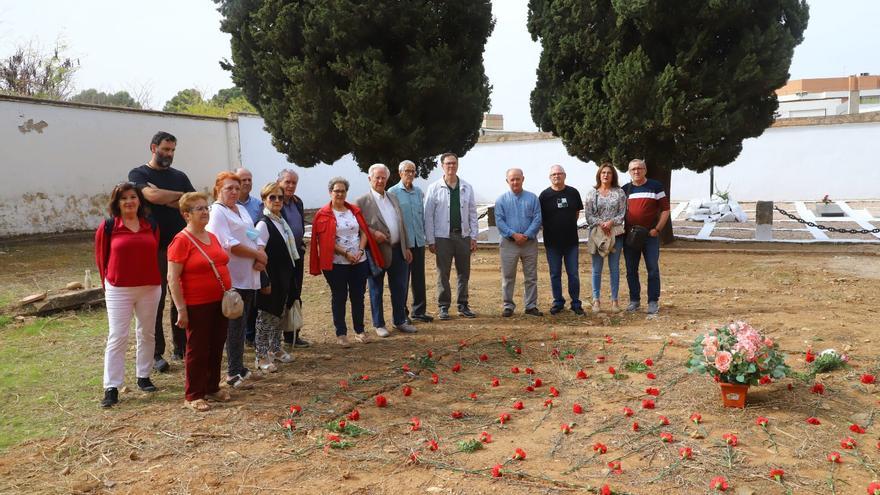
xmin=545 ymin=244 xmax=581 ymax=309
xmin=368 ymin=245 xmax=409 ymax=328
xmin=623 ymin=235 xmax=661 ymax=303
xmin=323 ymin=262 xmax=369 ymax=336
xmin=591 ymin=236 xmax=623 ymax=301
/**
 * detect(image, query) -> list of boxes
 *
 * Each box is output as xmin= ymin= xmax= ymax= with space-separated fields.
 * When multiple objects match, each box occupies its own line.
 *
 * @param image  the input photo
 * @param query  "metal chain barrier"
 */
xmin=773 ymin=206 xmax=880 ymax=234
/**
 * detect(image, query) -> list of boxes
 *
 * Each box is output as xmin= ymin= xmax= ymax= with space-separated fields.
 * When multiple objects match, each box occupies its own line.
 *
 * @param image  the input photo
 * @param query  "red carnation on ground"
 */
xmin=338 ymin=420 xmax=346 ymax=429
xmin=410 ymin=417 xmax=420 ymax=431
xmin=525 ymin=385 xmax=535 ymax=392
xmin=426 ymin=350 xmax=433 ymax=358
xmin=592 ymin=442 xmax=608 ymax=454
xmin=607 ymin=460 xmax=622 ymax=474
xmin=576 ymin=369 xmax=588 ymax=379
xmin=595 ymin=355 xmax=606 ymax=363
xmin=868 ymin=482 xmax=880 ymax=495
xmin=710 ymin=476 xmax=729 ymax=491
xmin=426 ymin=439 xmax=439 ymax=451
xmin=759 ymin=375 xmax=772 ymax=385
xmin=282 ymin=418 xmax=295 ymax=430
xmin=515 ymin=346 xmax=522 ymax=354
xmin=431 ymin=373 xmax=439 ymax=384
xmin=533 ymin=378 xmax=543 ymax=387
xmin=861 ymin=374 xmax=876 ymax=384
xmin=451 ymin=410 xmax=463 ymax=419
xmin=458 ymin=339 xmax=467 ymax=348
xmin=512 ymin=448 xmax=527 ymax=460
xmin=347 ymin=409 xmax=360 ymax=421
xmin=605 ymin=335 xmax=613 ymax=344
xmin=375 ymin=395 xmax=388 ymax=407
xmin=525 ymin=367 xmax=535 ymax=375
xmin=573 ymin=403 xmax=584 ymax=414
xmin=469 ymin=392 xmax=478 ymax=400
xmin=632 ymin=422 xmax=640 ymax=431
xmin=608 ymin=366 xmax=617 ymax=375
xmin=642 ymin=399 xmax=655 ymax=409
xmin=850 ymin=424 xmax=867 ymax=434
xmin=511 ymin=366 xmax=520 ymax=374
xmin=805 ymin=348 xmax=815 ymax=363
xmin=645 ymin=387 xmax=660 ymax=396
xmin=360 ymin=374 xmax=370 ymax=381
xmin=402 ymin=385 xmax=412 ymax=397
xmin=811 ymin=382 xmax=825 ymax=394
xmin=479 ymin=353 xmax=489 ymax=362
xmin=646 ymin=372 xmax=657 ymax=380
xmin=326 ymin=433 xmax=341 ymax=442
xmin=339 ymin=380 xmax=349 ymax=389
xmin=561 ymin=423 xmax=572 ymax=434
xmin=491 ymin=464 xmax=502 ymax=477
xmin=623 ymin=406 xmax=634 ymax=417
xmin=551 ymin=332 xmax=559 ymax=340
xmin=499 ymin=412 xmax=511 ymax=424
xmin=657 ymin=415 xmax=670 ymax=426
xmin=679 ymin=446 xmax=692 ymax=459
xmin=479 ymin=431 xmax=492 ymax=443
xmin=550 ymin=348 xmax=560 ymax=358
xmin=690 ymin=413 xmax=702 ymax=424
xmin=755 ymin=416 xmax=769 ymax=427
xmin=841 ymin=436 xmax=857 ymax=449
xmin=805 ymin=417 xmax=821 ymax=425
xmin=600 ymin=484 xmax=611 ymax=495
xmin=513 ymin=401 xmax=524 ymax=410
xmin=289 ymin=404 xmax=302 ymax=415
xmin=491 ymin=377 xmax=500 ymax=387
xmin=549 ymin=386 xmax=560 ymax=397
xmin=660 ymin=432 xmax=674 ymax=443
xmin=826 ymin=451 xmax=841 ymax=463
xmin=402 ymin=364 xmax=410 ymax=372
xmin=769 ymin=468 xmax=784 ymax=482
xmin=451 ymin=363 xmax=461 ymax=372
xmin=543 ymin=398 xmax=554 ymax=408
xmin=722 ymin=433 xmax=738 ymax=446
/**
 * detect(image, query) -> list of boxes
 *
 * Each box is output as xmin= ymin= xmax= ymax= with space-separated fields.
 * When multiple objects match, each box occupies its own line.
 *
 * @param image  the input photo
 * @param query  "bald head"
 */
xmin=235 ymin=167 xmax=253 ymax=197
xmin=506 ymin=168 xmax=524 ymax=194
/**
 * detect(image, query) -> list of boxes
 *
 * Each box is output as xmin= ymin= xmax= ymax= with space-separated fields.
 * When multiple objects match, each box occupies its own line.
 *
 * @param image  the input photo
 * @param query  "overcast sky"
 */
xmin=2 ymin=0 xmax=877 ymax=131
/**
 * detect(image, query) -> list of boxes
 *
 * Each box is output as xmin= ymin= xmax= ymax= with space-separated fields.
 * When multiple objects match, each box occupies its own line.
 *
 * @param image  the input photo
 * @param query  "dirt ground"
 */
xmin=1 ymin=236 xmax=880 ymax=494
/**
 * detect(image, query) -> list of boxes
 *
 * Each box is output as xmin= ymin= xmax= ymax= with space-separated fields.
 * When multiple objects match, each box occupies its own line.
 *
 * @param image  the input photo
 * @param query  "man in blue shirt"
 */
xmin=494 ymin=168 xmax=543 ymax=317
xmin=235 ymin=168 xmax=263 ymax=223
xmin=388 ymin=160 xmax=433 ymax=322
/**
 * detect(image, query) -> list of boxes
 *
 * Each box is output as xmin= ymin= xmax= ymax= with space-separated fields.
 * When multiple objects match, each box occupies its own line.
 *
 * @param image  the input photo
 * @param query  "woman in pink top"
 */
xmin=94 ymin=182 xmax=162 ymax=408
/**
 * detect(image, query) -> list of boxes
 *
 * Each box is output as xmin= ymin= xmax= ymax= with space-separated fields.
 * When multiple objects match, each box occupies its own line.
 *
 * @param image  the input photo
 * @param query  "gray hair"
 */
xmin=277 ymin=168 xmax=299 ymax=180
xmin=398 ymin=160 xmax=416 ymax=171
xmin=368 ymin=163 xmax=390 ymax=177
xmin=549 ymin=164 xmax=565 ymax=174
xmin=328 ymin=176 xmax=349 ymax=192
xmin=628 ymin=159 xmax=647 ymax=170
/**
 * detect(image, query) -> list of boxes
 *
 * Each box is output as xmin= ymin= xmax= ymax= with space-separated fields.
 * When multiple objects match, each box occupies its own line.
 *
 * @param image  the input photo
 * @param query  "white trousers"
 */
xmin=103 ymin=283 xmax=161 ymax=389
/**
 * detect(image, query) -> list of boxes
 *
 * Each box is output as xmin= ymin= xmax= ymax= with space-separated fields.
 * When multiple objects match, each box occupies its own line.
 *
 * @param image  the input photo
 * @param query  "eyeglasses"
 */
xmin=332 ymin=189 xmax=347 ymax=194
xmin=189 ymin=205 xmax=209 ymax=212
xmin=401 ymin=169 xmax=416 ymax=174
xmin=267 ymin=194 xmax=283 ymax=201
xmin=629 ymin=167 xmax=646 ymax=172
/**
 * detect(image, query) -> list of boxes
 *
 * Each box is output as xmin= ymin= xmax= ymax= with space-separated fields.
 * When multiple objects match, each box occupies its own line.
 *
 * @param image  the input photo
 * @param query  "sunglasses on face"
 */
xmin=267 ymin=195 xmax=283 ymax=201
xmin=332 ymin=189 xmax=347 ymax=194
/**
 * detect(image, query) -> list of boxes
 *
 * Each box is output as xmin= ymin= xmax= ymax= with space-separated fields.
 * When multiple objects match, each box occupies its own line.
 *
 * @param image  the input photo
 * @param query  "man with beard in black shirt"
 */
xmin=128 ymin=131 xmax=195 ymax=372
xmin=538 ymin=164 xmax=584 ymax=316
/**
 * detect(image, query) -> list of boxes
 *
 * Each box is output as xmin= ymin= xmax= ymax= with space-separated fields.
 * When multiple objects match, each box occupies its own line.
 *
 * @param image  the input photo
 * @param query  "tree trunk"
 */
xmin=647 ymin=166 xmax=674 ymax=245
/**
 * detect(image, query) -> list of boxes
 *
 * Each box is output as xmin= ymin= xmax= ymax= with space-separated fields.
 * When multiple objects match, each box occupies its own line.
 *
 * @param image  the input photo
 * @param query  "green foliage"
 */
xmin=214 ymin=0 xmax=494 ymax=177
xmin=528 ymin=0 xmax=809 ymax=174
xmin=162 ymin=88 xmax=205 ymax=113
xmin=456 ymin=438 xmax=484 ymax=453
xmin=686 ymin=321 xmax=790 ymax=386
xmin=324 ymin=420 xmax=371 ymax=437
xmin=162 ymin=87 xmax=256 ymax=116
xmin=70 ymin=89 xmax=142 ymax=109
xmin=0 ymin=41 xmax=79 ymax=99
xmin=809 ymin=351 xmax=848 ymax=375
xmin=417 ymin=354 xmax=437 ymax=371
xmin=624 ymin=361 xmax=648 ymax=373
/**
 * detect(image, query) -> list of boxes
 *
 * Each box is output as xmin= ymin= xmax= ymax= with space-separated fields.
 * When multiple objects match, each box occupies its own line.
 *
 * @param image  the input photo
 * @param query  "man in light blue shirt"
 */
xmin=494 ymin=168 xmax=543 ymax=317
xmin=235 ymin=168 xmax=263 ymax=224
xmin=388 ymin=160 xmax=432 ymax=322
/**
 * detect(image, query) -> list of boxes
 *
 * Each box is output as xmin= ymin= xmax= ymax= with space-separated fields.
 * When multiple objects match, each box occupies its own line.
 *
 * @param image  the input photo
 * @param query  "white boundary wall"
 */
xmin=1 ymin=96 xmax=878 ymax=236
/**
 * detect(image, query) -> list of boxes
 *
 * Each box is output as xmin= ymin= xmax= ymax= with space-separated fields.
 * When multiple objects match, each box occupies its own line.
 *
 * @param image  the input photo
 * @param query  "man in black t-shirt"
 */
xmin=538 ymin=165 xmax=584 ymax=315
xmin=128 ymin=131 xmax=195 ymax=372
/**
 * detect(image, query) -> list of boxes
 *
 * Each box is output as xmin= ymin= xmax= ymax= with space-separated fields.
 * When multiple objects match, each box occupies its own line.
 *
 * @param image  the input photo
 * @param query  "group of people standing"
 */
xmin=494 ymin=159 xmax=669 ymax=317
xmin=95 ymin=131 xmax=669 ymax=412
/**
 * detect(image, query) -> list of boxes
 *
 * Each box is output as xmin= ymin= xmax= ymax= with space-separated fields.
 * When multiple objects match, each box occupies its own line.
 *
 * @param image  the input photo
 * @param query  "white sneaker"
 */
xmin=274 ymin=351 xmax=294 ymax=363
xmin=375 ymin=327 xmax=390 ymax=338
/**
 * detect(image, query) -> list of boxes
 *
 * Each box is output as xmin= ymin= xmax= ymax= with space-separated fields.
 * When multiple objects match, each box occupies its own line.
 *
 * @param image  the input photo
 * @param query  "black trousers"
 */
xmin=283 ymin=244 xmax=305 ymax=344
xmin=155 ymin=248 xmax=186 ymax=358
xmin=407 ymin=245 xmax=428 ymax=316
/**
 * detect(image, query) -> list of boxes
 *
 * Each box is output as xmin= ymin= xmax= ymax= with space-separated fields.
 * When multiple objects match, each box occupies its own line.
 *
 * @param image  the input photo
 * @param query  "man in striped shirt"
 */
xmin=622 ymin=159 xmax=670 ymax=315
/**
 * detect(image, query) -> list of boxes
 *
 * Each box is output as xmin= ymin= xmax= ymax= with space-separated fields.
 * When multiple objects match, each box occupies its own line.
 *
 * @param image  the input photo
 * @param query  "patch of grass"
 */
xmin=0 ymin=310 xmax=108 ymax=451
xmin=0 ymin=315 xmax=12 ymax=328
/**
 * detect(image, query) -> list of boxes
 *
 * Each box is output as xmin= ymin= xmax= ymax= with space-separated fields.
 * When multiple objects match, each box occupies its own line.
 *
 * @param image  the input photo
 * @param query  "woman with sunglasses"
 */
xmin=95 ymin=182 xmax=162 ymax=408
xmin=309 ymin=177 xmax=383 ymax=347
xmin=253 ymin=182 xmax=300 ymax=371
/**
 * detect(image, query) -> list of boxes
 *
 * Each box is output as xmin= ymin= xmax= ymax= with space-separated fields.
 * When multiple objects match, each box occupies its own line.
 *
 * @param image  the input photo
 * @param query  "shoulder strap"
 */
xmin=181 ymin=230 xmax=228 ymax=292
xmin=103 ymin=218 xmax=114 ymax=270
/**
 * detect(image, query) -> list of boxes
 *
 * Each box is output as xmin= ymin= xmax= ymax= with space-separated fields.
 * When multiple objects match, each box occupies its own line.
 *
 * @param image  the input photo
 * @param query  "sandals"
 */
xmin=185 ymin=399 xmax=211 ymax=412
xmin=206 ymin=389 xmax=231 ymax=402
xmin=354 ymin=333 xmax=370 ymax=344
xmin=337 ymin=336 xmax=351 ymax=348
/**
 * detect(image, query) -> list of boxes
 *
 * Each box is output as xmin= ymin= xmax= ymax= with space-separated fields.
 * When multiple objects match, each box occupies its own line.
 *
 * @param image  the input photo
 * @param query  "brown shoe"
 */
xmin=185 ymin=399 xmax=211 ymax=412
xmin=206 ymin=389 xmax=231 ymax=402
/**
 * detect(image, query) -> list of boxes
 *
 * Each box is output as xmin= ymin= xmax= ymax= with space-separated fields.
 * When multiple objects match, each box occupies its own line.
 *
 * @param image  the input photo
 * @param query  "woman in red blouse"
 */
xmin=94 ymin=182 xmax=162 ymax=408
xmin=167 ymin=192 xmax=234 ymax=412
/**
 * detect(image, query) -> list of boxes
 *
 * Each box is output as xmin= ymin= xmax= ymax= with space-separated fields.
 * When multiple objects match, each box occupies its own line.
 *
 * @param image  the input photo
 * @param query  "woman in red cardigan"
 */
xmin=310 ymin=177 xmax=383 ymax=347
xmin=94 ymin=182 xmax=162 ymax=408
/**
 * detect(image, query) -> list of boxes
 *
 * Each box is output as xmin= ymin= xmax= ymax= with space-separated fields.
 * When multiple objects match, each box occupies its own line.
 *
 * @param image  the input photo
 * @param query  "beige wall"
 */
xmin=0 ymin=96 xmax=239 ymax=236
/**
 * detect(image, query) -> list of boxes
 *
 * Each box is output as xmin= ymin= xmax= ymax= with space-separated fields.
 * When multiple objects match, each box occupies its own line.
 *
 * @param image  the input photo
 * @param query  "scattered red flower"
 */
xmin=402 ymin=385 xmax=412 ymax=396
xmin=360 ymin=374 xmax=370 ymax=381
xmin=551 ymin=332 xmax=558 ymax=340
xmin=525 ymin=385 xmax=535 ymax=392
xmin=469 ymin=392 xmax=478 ymax=400
xmin=576 ymin=369 xmax=588 ymax=379
xmin=479 ymin=431 xmax=492 ymax=443
xmin=644 ymin=358 xmax=654 ymax=366
xmin=491 ymin=464 xmax=502 ymax=477
xmin=410 ymin=417 xmax=421 ymax=431
xmin=479 ymin=353 xmax=489 ymax=362
xmin=512 ymin=448 xmax=527 ymax=460
xmin=679 ymin=446 xmax=692 ymax=459
xmin=850 ymin=424 xmax=867 ymax=434
xmin=642 ymin=399 xmax=655 ymax=409
xmin=515 ymin=346 xmax=522 ymax=354
xmin=431 ymin=373 xmax=439 ymax=384
xmin=289 ymin=404 xmax=302 ymax=415
xmin=595 ymin=355 xmax=606 ymax=363
xmin=491 ymin=377 xmax=500 ymax=387
xmin=565 ymin=353 xmax=575 ymax=360
xmin=632 ymin=421 xmax=640 ymax=431
xmin=543 ymin=398 xmax=554 ymax=408
xmin=458 ymin=339 xmax=467 ymax=348
xmin=550 ymin=348 xmax=560 ymax=358
xmin=402 ymin=364 xmax=410 ymax=372
xmin=826 ymin=451 xmax=841 ymax=463
xmin=660 ymin=432 xmax=674 ymax=443
xmin=759 ymin=375 xmax=772 ymax=385
xmin=811 ymin=382 xmax=825 ymax=394
xmin=282 ymin=418 xmax=295 ymax=430
xmin=533 ymin=378 xmax=543 ymax=387
xmin=600 ymin=484 xmax=611 ymax=495
xmin=841 ymin=437 xmax=857 ymax=449
xmin=499 ymin=412 xmax=511 ymax=424
xmin=511 ymin=366 xmax=520 ymax=374
xmin=608 ymin=366 xmax=617 ymax=375
xmin=861 ymin=374 xmax=876 ymax=384
xmin=326 ymin=433 xmax=341 ymax=442
xmin=646 ymin=372 xmax=657 ymax=380
xmin=645 ymin=387 xmax=660 ymax=396
xmin=426 ymin=439 xmax=439 ymax=451
xmin=549 ymin=386 xmax=560 ymax=397
xmin=710 ymin=476 xmax=729 ymax=491
xmin=607 ymin=460 xmax=622 ymax=474
xmin=339 ymin=380 xmax=349 ymax=389
xmin=805 ymin=348 xmax=815 ymax=363
xmin=513 ymin=401 xmax=524 ymax=410
xmin=805 ymin=417 xmax=821 ymax=425
xmin=592 ymin=442 xmax=608 ymax=454
xmin=451 ymin=410 xmax=463 ymax=419
xmin=722 ymin=433 xmax=738 ymax=446
xmin=868 ymin=482 xmax=880 ymax=495
xmin=451 ymin=363 xmax=461 ymax=372
xmin=347 ymin=409 xmax=360 ymax=421
xmin=426 ymin=350 xmax=433 ymax=358
xmin=338 ymin=420 xmax=346 ymax=429
xmin=769 ymin=468 xmax=784 ymax=482
xmin=623 ymin=406 xmax=634 ymax=417
xmin=658 ymin=415 xmax=670 ymax=426
xmin=525 ymin=367 xmax=535 ymax=375
xmin=605 ymin=335 xmax=613 ymax=344
xmin=573 ymin=403 xmax=584 ymax=414
xmin=690 ymin=413 xmax=702 ymax=424
xmin=561 ymin=423 xmax=572 ymax=434
xmin=375 ymin=395 xmax=388 ymax=407
xmin=755 ymin=416 xmax=769 ymax=427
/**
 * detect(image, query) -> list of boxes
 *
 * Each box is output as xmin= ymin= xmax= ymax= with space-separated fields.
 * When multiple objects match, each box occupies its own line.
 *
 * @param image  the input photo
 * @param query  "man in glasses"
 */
xmin=622 ymin=159 xmax=670 ymax=315
xmin=388 ymin=160 xmax=432 ymax=323
xmin=128 ymin=131 xmax=195 ymax=372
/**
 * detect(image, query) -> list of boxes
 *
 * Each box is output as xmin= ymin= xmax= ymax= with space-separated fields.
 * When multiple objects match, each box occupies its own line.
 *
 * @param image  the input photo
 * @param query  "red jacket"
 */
xmin=309 ymin=202 xmax=384 ymax=275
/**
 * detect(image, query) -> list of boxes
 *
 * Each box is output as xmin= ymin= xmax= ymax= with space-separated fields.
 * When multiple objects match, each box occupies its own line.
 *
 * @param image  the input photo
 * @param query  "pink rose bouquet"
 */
xmin=687 ymin=321 xmax=790 ymax=385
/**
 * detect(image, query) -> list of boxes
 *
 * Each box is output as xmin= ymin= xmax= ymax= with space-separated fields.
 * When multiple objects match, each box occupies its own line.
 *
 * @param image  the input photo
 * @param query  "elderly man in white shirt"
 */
xmin=355 ymin=164 xmax=416 ymax=337
xmin=424 ymin=152 xmax=479 ymax=321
